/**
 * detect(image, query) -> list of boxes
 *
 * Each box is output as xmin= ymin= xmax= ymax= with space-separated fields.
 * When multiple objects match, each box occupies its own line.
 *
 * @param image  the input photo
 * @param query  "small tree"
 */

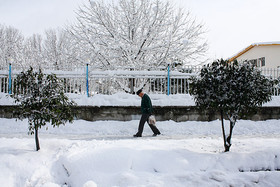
xmin=190 ymin=59 xmax=274 ymax=152
xmin=12 ymin=67 xmax=76 ymax=151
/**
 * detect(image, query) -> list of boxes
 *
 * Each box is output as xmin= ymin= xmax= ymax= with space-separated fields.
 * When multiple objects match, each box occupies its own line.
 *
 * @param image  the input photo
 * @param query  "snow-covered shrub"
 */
xmin=12 ymin=67 xmax=76 ymax=151
xmin=190 ymin=59 xmax=275 ymax=152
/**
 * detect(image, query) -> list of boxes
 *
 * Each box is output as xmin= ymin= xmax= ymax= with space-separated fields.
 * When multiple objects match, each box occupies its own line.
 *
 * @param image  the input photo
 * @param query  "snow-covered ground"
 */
xmin=1 ymin=118 xmax=280 ymax=187
xmin=1 ymin=92 xmax=280 ymax=106
xmin=1 ymin=93 xmax=280 ymax=186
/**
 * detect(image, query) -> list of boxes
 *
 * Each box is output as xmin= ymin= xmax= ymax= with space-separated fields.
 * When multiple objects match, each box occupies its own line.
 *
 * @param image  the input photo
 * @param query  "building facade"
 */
xmin=229 ymin=42 xmax=280 ymax=68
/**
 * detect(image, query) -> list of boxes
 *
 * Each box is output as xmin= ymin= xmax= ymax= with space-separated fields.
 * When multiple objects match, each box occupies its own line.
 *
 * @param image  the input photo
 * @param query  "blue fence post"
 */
xmin=86 ymin=63 xmax=89 ymax=97
xmin=167 ymin=64 xmax=170 ymax=95
xmin=8 ymin=63 xmax=12 ymax=94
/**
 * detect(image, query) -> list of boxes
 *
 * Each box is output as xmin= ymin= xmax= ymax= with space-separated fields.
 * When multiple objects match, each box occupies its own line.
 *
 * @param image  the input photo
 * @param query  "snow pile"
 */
xmin=0 ymin=93 xmax=15 ymax=105
xmin=1 ymin=92 xmax=280 ymax=106
xmin=67 ymin=92 xmax=196 ymax=106
xmin=0 ymin=118 xmax=280 ymax=186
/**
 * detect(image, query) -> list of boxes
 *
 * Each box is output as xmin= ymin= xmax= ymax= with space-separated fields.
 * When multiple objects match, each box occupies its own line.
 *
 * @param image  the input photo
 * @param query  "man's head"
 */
xmin=136 ymin=89 xmax=144 ymax=97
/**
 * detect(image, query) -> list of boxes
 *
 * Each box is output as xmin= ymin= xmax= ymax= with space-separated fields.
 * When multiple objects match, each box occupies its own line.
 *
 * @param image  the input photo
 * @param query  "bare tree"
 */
xmin=68 ymin=0 xmax=208 ymax=70
xmin=44 ymin=29 xmax=67 ymax=70
xmin=22 ymin=34 xmax=44 ymax=70
xmin=44 ymin=29 xmax=85 ymax=70
xmin=0 ymin=24 xmax=24 ymax=68
xmin=0 ymin=24 xmax=84 ymax=71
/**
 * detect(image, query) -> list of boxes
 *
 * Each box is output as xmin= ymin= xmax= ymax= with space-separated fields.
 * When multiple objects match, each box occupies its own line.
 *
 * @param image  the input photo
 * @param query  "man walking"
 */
xmin=133 ymin=89 xmax=161 ymax=137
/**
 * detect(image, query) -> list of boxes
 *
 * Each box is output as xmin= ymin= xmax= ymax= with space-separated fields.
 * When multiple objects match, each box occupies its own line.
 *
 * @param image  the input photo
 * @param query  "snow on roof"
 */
xmin=251 ymin=41 xmax=280 ymax=45
xmin=229 ymin=41 xmax=280 ymax=61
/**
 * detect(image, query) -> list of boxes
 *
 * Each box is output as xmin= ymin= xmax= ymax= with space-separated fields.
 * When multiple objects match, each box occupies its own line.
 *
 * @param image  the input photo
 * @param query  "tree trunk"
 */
xmin=35 ymin=126 xmax=40 ymax=151
xmin=129 ymin=78 xmax=135 ymax=94
xmin=225 ymin=120 xmax=235 ymax=152
xmin=220 ymin=110 xmax=229 ymax=152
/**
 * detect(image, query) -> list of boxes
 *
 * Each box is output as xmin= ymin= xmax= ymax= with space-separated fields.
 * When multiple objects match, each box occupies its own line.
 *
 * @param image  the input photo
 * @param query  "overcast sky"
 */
xmin=0 ymin=0 xmax=279 ymax=61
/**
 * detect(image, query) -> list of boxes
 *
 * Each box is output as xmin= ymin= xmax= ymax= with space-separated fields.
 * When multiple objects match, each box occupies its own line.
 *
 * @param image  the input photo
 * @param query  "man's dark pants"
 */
xmin=136 ymin=113 xmax=160 ymax=136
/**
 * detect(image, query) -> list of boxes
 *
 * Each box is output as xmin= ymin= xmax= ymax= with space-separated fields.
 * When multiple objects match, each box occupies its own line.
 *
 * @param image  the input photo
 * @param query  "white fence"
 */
xmin=0 ymin=66 xmax=200 ymax=95
xmin=259 ymin=67 xmax=280 ymax=79
xmin=0 ymin=66 xmax=279 ymax=96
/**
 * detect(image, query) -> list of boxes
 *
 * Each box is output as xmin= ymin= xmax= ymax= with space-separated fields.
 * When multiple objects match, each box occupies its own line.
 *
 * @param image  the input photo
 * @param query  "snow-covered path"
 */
xmin=0 ymin=118 xmax=280 ymax=187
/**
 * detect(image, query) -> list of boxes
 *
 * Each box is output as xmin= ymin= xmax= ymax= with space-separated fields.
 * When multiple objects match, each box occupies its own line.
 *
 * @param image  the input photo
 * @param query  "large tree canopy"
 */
xmin=69 ymin=0 xmax=208 ymax=69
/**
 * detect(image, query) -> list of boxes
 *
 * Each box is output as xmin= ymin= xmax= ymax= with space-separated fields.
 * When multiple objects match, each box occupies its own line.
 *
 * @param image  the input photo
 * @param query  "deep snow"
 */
xmin=1 ymin=92 xmax=280 ymax=186
xmin=0 ymin=118 xmax=280 ymax=187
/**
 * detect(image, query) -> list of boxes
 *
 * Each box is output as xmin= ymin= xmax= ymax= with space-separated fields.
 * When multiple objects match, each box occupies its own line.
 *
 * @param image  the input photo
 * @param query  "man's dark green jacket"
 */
xmin=141 ymin=94 xmax=153 ymax=114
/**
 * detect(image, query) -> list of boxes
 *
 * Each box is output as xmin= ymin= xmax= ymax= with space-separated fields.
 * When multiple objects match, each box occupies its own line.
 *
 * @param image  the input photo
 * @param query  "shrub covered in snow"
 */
xmin=190 ymin=59 xmax=275 ymax=152
xmin=11 ymin=67 xmax=76 ymax=151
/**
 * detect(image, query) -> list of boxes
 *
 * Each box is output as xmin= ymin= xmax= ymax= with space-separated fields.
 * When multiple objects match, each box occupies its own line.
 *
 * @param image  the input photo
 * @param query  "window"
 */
xmin=259 ymin=57 xmax=265 ymax=67
xmin=248 ymin=57 xmax=265 ymax=67
xmin=248 ymin=59 xmax=257 ymax=67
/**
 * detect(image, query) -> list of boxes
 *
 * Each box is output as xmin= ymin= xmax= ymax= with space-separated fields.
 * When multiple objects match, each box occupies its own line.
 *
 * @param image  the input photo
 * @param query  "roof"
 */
xmin=229 ymin=41 xmax=280 ymax=61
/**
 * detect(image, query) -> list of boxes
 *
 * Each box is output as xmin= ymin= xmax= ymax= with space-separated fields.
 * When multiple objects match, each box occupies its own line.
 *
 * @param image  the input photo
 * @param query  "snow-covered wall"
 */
xmin=1 ymin=105 xmax=280 ymax=122
xmin=1 ymin=93 xmax=280 ymax=122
